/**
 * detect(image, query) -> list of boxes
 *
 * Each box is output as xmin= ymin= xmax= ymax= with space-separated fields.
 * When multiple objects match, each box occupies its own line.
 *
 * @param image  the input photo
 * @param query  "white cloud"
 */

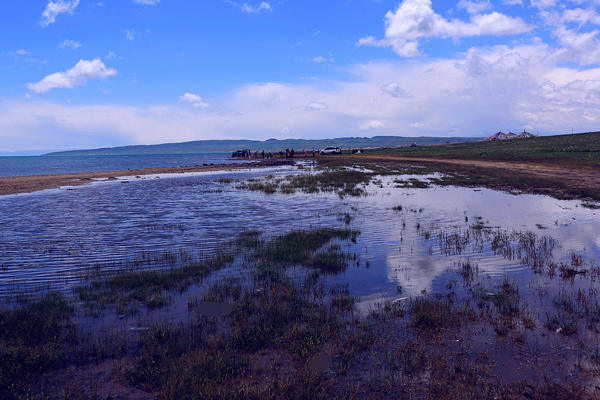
xmin=241 ymin=2 xmax=272 ymax=13
xmin=358 ymin=0 xmax=531 ymax=56
xmin=40 ymin=0 xmax=79 ymax=27
xmin=530 ymin=0 xmax=556 ymax=9
xmin=312 ymin=55 xmax=334 ymax=63
xmin=8 ymin=14 xmax=600 ymax=151
xmin=458 ymin=0 xmax=492 ymax=15
xmin=536 ymin=7 xmax=600 ymax=65
xmin=360 ymin=120 xmax=385 ymax=129
xmin=15 ymin=49 xmax=30 ymax=56
xmin=305 ymin=101 xmax=328 ymax=110
xmin=4 ymin=46 xmax=600 ymax=150
xmin=554 ymin=26 xmax=600 ymax=65
xmin=133 ymin=0 xmax=160 ymax=4
xmin=27 ymin=59 xmax=117 ymax=93
xmin=179 ymin=93 xmax=211 ymax=109
xmin=381 ymin=82 xmax=412 ymax=98
xmin=59 ymin=39 xmax=82 ymax=50
xmin=125 ymin=29 xmax=135 ymax=41
xmin=561 ymin=7 xmax=600 ymax=26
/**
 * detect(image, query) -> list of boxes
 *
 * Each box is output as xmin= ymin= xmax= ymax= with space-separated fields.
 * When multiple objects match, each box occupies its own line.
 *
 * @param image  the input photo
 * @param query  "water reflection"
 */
xmin=0 ymin=169 xmax=599 ymax=302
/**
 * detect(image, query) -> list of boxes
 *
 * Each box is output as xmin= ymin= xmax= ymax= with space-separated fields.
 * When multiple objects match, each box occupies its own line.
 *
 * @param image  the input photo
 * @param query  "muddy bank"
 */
xmin=0 ymin=160 xmax=294 ymax=196
xmin=343 ymin=154 xmax=600 ymax=201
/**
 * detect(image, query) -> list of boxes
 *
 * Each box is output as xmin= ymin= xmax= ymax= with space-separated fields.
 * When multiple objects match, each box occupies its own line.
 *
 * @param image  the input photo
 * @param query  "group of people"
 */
xmin=255 ymin=150 xmax=275 ymax=159
xmin=233 ymin=148 xmax=319 ymax=160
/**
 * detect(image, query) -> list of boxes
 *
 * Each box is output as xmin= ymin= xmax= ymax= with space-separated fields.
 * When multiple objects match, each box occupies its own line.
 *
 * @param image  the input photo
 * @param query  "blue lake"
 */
xmin=0 ymin=153 xmax=244 ymax=177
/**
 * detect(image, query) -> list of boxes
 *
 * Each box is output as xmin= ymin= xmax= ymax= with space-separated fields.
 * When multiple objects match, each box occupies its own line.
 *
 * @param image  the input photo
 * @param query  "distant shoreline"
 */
xmin=0 ymin=160 xmax=293 ymax=196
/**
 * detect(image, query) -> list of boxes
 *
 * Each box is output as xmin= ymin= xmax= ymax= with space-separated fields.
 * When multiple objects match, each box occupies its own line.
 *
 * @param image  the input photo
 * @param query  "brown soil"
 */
xmin=0 ymin=161 xmax=290 ymax=196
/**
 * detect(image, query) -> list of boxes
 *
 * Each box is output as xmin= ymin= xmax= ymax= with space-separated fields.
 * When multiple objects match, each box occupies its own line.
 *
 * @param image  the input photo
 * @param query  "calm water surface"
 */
xmin=0 ymin=153 xmax=244 ymax=177
xmin=0 ymin=166 xmax=598 ymax=302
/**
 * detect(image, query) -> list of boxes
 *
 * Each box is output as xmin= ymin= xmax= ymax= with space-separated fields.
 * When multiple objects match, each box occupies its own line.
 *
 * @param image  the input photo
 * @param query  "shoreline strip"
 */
xmin=0 ymin=160 xmax=294 ymax=196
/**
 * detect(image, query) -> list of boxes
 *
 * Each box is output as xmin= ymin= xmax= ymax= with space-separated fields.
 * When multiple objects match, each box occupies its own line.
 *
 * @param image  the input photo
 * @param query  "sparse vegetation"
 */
xmin=3 ymin=223 xmax=600 ymax=398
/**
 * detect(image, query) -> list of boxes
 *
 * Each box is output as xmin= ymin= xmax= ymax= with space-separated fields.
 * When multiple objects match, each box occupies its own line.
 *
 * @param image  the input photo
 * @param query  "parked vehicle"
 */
xmin=320 ymin=146 xmax=342 ymax=155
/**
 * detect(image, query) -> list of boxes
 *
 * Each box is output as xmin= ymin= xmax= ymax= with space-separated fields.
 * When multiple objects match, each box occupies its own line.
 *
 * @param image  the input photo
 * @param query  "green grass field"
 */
xmin=373 ymin=131 xmax=600 ymax=168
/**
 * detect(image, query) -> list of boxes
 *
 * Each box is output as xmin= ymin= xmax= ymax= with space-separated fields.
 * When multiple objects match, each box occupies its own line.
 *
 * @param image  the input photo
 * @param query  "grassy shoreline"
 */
xmin=373 ymin=131 xmax=600 ymax=168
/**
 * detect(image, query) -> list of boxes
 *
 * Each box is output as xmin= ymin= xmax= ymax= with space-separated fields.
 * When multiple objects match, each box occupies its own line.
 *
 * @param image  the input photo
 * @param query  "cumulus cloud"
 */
xmin=305 ymin=101 xmax=328 ymax=110
xmin=3 ymin=47 xmax=600 ymax=151
xmin=554 ymin=26 xmax=600 ymax=65
xmin=40 ymin=0 xmax=79 ymax=27
xmin=241 ymin=2 xmax=272 ymax=13
xmin=179 ymin=93 xmax=211 ymax=109
xmin=27 ymin=59 xmax=117 ymax=93
xmin=458 ymin=0 xmax=492 ymax=15
xmin=59 ymin=39 xmax=82 ymax=49
xmin=360 ymin=120 xmax=385 ymax=130
xmin=530 ymin=0 xmax=556 ymax=9
xmin=312 ymin=56 xmax=334 ymax=63
xmin=6 ymin=39 xmax=599 ymax=150
xmin=537 ymin=7 xmax=600 ymax=65
xmin=561 ymin=7 xmax=600 ymax=26
xmin=9 ymin=0 xmax=600 ymax=151
xmin=381 ymin=82 xmax=412 ymax=98
xmin=358 ymin=0 xmax=531 ymax=56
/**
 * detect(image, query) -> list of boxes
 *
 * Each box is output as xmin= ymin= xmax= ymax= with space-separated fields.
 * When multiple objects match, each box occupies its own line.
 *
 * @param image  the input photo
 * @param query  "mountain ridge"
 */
xmin=46 ymin=136 xmax=481 ymax=156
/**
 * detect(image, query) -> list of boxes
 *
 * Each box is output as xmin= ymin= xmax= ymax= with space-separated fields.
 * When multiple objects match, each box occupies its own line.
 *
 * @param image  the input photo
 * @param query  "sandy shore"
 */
xmin=0 ymin=160 xmax=293 ymax=196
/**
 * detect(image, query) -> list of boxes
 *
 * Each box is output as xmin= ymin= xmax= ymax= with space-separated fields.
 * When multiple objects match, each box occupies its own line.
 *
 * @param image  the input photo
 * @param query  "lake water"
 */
xmin=0 ymin=153 xmax=244 ymax=177
xmin=1 ymin=164 xmax=598 ymax=302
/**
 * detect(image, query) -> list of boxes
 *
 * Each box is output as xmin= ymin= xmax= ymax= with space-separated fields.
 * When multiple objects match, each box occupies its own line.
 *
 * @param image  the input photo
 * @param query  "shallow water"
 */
xmin=333 ymin=183 xmax=598 ymax=315
xmin=0 ymin=166 xmax=599 ymax=302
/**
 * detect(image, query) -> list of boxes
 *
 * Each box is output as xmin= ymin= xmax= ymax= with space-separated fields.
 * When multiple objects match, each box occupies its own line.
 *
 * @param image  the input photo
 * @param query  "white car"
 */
xmin=320 ymin=146 xmax=342 ymax=155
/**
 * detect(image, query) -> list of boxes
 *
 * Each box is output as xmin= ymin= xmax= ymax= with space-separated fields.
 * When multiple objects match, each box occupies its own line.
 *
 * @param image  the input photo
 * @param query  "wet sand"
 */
xmin=0 ymin=160 xmax=292 ymax=196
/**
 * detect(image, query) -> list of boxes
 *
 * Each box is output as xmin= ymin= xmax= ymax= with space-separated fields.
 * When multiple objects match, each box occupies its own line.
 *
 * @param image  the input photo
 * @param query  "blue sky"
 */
xmin=2 ymin=0 xmax=600 ymax=152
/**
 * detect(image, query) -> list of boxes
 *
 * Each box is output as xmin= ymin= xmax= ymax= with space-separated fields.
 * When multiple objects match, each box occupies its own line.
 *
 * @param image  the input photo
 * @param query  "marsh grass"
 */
xmin=75 ymin=252 xmax=234 ymax=312
xmin=235 ymin=165 xmax=412 ymax=198
xmin=258 ymin=228 xmax=357 ymax=266
xmin=408 ymin=297 xmax=463 ymax=330
xmin=0 ymin=293 xmax=82 ymax=399
xmin=312 ymin=244 xmax=350 ymax=274
xmin=3 ymin=225 xmax=600 ymax=398
xmin=394 ymin=178 xmax=431 ymax=189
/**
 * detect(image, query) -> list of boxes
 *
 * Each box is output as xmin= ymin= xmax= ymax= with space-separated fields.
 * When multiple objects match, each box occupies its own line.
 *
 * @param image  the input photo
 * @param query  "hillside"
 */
xmin=45 ymin=136 xmax=479 ymax=156
xmin=373 ymin=131 xmax=600 ymax=168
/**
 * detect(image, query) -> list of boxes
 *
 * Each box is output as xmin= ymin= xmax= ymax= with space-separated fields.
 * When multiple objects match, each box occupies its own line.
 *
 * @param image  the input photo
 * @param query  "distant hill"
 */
xmin=45 ymin=136 xmax=480 ymax=156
